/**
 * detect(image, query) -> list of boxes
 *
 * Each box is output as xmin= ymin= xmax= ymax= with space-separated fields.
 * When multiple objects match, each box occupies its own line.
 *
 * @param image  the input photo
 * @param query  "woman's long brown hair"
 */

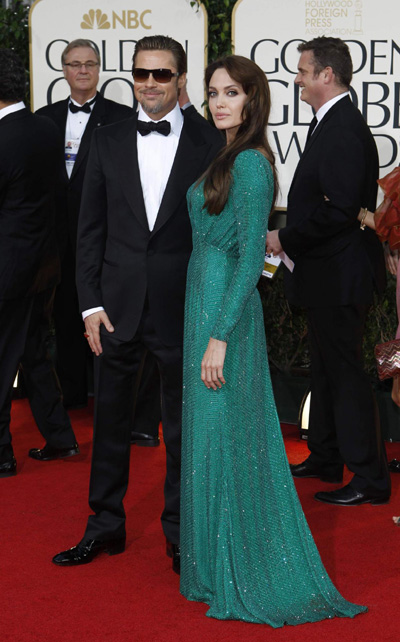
xmin=202 ymin=55 xmax=278 ymax=215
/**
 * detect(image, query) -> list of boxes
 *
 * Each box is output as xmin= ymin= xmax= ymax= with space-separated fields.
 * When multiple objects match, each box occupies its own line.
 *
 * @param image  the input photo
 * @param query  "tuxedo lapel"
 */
xmin=151 ymin=121 xmax=206 ymax=236
xmin=108 ymin=117 xmax=149 ymax=232
xmin=49 ymin=99 xmax=69 ymax=137
xmin=70 ymin=93 xmax=105 ymax=181
xmin=289 ymin=96 xmax=348 ymax=197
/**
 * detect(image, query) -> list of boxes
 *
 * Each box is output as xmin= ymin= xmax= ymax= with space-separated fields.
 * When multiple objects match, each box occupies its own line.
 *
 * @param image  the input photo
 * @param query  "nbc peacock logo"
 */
xmin=81 ymin=9 xmax=110 ymax=30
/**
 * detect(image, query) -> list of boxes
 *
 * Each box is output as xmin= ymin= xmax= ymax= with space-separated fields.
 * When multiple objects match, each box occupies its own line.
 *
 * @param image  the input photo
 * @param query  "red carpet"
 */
xmin=2 ymin=399 xmax=400 ymax=642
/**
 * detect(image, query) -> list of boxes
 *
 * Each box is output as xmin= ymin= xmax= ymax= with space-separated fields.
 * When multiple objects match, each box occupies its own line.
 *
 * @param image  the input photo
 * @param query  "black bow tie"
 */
xmin=306 ymin=115 xmax=318 ymax=143
xmin=69 ymin=98 xmax=96 ymax=114
xmin=137 ymin=120 xmax=171 ymax=136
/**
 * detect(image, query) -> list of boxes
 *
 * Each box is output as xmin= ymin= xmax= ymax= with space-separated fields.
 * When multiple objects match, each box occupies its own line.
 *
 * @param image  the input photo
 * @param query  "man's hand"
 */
xmin=266 ymin=229 xmax=283 ymax=256
xmin=84 ymin=311 xmax=114 ymax=356
xmin=201 ymin=338 xmax=227 ymax=390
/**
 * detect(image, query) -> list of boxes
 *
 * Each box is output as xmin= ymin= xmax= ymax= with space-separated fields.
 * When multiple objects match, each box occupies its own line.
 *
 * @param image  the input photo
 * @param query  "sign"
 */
xmin=233 ymin=0 xmax=400 ymax=206
xmin=29 ymin=0 xmax=207 ymax=111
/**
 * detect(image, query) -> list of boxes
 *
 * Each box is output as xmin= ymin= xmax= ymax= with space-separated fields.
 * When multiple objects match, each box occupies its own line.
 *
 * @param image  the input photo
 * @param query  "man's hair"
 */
xmin=298 ymin=36 xmax=352 ymax=88
xmin=0 ymin=49 xmax=26 ymax=103
xmin=132 ymin=35 xmax=187 ymax=76
xmin=62 ymin=39 xmax=101 ymax=66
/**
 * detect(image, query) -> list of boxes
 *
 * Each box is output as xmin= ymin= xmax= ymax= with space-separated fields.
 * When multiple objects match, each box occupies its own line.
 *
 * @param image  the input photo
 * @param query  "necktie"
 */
xmin=306 ymin=115 xmax=318 ymax=143
xmin=69 ymin=97 xmax=96 ymax=114
xmin=137 ymin=120 xmax=171 ymax=136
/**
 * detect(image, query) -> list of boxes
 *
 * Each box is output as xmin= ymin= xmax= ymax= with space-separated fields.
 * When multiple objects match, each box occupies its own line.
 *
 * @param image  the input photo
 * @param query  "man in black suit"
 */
xmin=52 ymin=35 xmax=223 ymax=570
xmin=267 ymin=37 xmax=390 ymax=506
xmin=0 ymin=49 xmax=78 ymax=477
xmin=37 ymin=39 xmax=134 ymax=409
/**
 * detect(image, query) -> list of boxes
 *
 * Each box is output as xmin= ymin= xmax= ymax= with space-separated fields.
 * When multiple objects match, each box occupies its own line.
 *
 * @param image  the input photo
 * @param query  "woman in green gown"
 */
xmin=180 ymin=54 xmax=366 ymax=626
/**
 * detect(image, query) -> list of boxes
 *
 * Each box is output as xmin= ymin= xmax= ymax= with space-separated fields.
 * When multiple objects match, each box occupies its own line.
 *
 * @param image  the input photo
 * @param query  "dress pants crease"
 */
xmin=53 ymin=246 xmax=89 ymax=406
xmin=307 ymin=304 xmax=390 ymax=492
xmin=0 ymin=289 xmax=75 ymax=462
xmin=85 ymin=305 xmax=182 ymax=544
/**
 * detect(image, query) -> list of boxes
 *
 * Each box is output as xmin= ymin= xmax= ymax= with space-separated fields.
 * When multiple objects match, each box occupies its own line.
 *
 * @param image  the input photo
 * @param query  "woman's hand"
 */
xmin=384 ymin=244 xmax=399 ymax=276
xmin=201 ymin=338 xmax=227 ymax=390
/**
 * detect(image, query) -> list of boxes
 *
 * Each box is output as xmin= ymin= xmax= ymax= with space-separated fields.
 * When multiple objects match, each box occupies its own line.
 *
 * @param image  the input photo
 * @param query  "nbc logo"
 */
xmin=81 ymin=9 xmax=110 ymax=30
xmin=81 ymin=8 xmax=152 ymax=30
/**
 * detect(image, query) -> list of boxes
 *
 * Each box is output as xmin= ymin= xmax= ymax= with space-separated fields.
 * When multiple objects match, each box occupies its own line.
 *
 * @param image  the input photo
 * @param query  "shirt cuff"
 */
xmin=82 ymin=306 xmax=104 ymax=320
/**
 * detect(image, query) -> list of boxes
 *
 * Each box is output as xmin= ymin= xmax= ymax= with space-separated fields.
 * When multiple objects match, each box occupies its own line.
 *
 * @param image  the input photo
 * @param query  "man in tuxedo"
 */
xmin=0 ymin=49 xmax=78 ymax=477
xmin=129 ymin=83 xmax=205 ymax=449
xmin=52 ymin=35 xmax=223 ymax=570
xmin=37 ymin=39 xmax=133 ymax=409
xmin=267 ymin=37 xmax=390 ymax=506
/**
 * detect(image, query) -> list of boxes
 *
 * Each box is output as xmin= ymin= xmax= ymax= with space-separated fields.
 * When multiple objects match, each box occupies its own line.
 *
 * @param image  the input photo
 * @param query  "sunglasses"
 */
xmin=132 ymin=68 xmax=180 ymax=84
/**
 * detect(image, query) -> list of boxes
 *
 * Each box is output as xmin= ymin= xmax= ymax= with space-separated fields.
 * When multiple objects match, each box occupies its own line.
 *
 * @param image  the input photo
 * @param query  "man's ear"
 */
xmin=178 ymin=72 xmax=187 ymax=91
xmin=323 ymin=66 xmax=334 ymax=84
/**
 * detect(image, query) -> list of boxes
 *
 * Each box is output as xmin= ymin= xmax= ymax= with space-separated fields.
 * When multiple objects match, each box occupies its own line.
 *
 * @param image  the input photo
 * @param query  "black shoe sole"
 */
xmin=29 ymin=448 xmax=80 ymax=461
xmin=130 ymin=439 xmax=160 ymax=447
xmin=315 ymin=496 xmax=390 ymax=506
xmin=0 ymin=469 xmax=17 ymax=478
xmin=291 ymin=471 xmax=343 ymax=484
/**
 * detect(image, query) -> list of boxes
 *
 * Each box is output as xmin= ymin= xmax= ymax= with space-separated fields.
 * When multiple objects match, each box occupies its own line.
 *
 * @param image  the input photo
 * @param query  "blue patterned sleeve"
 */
xmin=211 ymin=150 xmax=274 ymax=342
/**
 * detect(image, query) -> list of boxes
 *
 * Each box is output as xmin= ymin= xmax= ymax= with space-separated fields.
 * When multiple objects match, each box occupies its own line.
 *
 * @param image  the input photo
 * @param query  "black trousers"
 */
xmin=306 ymin=304 xmax=390 ymax=493
xmin=0 ymin=289 xmax=76 ymax=462
xmin=85 ymin=305 xmax=182 ymax=544
xmin=132 ymin=349 xmax=162 ymax=437
xmin=53 ymin=245 xmax=89 ymax=407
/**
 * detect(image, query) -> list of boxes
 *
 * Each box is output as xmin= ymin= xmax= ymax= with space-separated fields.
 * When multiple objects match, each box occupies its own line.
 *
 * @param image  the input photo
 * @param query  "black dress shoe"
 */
xmin=29 ymin=443 xmax=80 ymax=461
xmin=130 ymin=431 xmax=160 ymax=447
xmin=315 ymin=483 xmax=390 ymax=506
xmin=166 ymin=541 xmax=180 ymax=575
xmin=290 ymin=459 xmax=343 ymax=483
xmin=52 ymin=537 xmax=126 ymax=566
xmin=389 ymin=459 xmax=400 ymax=473
xmin=0 ymin=457 xmax=17 ymax=478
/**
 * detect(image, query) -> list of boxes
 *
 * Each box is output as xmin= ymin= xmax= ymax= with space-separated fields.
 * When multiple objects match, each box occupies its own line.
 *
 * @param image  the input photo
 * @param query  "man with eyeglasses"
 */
xmin=37 ymin=39 xmax=133 ymax=413
xmin=52 ymin=35 xmax=223 ymax=572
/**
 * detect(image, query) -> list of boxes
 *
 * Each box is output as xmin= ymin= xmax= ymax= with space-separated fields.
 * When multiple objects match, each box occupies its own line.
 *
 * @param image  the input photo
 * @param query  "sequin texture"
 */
xmin=180 ymin=150 xmax=366 ymax=626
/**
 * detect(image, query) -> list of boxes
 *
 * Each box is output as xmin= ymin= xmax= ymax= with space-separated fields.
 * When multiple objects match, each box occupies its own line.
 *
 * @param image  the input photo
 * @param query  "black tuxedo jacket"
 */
xmin=0 ymin=109 xmax=62 ymax=300
xmin=280 ymin=95 xmax=385 ymax=307
xmin=76 ymin=110 xmax=223 ymax=346
xmin=37 ymin=93 xmax=134 ymax=256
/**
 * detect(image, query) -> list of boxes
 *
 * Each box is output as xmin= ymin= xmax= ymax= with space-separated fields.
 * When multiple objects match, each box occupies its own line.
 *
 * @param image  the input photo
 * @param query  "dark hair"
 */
xmin=0 ymin=48 xmax=26 ymax=103
xmin=202 ymin=55 xmax=277 ymax=215
xmin=298 ymin=37 xmax=352 ymax=88
xmin=132 ymin=35 xmax=187 ymax=75
xmin=62 ymin=39 xmax=100 ymax=66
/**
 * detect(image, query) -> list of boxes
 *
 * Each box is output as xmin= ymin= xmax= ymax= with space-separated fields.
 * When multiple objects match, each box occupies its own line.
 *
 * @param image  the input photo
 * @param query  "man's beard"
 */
xmin=139 ymin=95 xmax=164 ymax=115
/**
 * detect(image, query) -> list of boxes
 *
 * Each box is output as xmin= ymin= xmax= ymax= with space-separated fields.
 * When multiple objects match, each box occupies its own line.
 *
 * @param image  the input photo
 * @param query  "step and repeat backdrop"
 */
xmin=233 ymin=0 xmax=400 ymax=205
xmin=30 ymin=0 xmax=399 ymax=206
xmin=29 ymin=0 xmax=207 ymax=112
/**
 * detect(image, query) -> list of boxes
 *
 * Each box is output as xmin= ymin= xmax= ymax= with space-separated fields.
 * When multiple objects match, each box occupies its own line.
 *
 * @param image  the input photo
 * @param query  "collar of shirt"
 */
xmin=0 ymin=101 xmax=25 ymax=120
xmin=137 ymin=102 xmax=183 ymax=138
xmin=315 ymin=91 xmax=349 ymax=125
xmin=69 ymin=93 xmax=97 ymax=110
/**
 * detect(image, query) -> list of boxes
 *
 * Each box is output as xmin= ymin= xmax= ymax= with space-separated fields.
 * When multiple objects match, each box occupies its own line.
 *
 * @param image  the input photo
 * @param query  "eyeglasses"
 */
xmin=64 ymin=61 xmax=99 ymax=69
xmin=132 ymin=68 xmax=180 ymax=84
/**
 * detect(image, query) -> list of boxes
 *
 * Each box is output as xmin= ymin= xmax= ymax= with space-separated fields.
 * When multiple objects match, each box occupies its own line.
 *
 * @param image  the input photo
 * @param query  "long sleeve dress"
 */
xmin=180 ymin=149 xmax=366 ymax=626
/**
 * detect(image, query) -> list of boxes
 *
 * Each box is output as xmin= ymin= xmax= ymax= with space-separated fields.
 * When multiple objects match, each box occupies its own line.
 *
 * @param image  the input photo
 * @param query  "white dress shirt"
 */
xmin=65 ymin=94 xmax=96 ymax=178
xmin=0 ymin=101 xmax=25 ymax=120
xmin=82 ymin=102 xmax=184 ymax=321
xmin=137 ymin=102 xmax=183 ymax=231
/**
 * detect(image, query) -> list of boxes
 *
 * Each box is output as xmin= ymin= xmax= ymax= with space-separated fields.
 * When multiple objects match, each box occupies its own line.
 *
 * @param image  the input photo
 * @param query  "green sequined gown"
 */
xmin=180 ymin=150 xmax=366 ymax=626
